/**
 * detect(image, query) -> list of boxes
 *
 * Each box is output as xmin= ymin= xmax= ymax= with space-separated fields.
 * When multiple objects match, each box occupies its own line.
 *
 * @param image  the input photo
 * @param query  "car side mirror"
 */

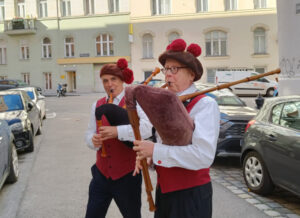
xmin=27 ymin=102 xmax=34 ymax=111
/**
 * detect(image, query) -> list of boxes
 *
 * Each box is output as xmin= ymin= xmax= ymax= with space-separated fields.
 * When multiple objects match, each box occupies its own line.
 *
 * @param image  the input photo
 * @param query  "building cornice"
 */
xmin=130 ymin=8 xmax=277 ymax=23
xmin=57 ymin=56 xmax=131 ymax=65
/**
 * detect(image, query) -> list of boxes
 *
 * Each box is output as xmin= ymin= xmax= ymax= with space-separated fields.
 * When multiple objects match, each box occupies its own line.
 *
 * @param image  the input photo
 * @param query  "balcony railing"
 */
xmin=4 ymin=18 xmax=37 ymax=35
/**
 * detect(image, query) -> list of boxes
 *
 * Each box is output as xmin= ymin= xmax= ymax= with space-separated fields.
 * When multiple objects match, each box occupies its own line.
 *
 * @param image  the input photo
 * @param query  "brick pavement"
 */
xmin=211 ymin=162 xmax=300 ymax=218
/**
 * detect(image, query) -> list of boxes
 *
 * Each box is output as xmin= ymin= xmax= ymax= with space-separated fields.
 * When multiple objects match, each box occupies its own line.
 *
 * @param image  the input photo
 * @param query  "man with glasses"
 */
xmin=133 ymin=39 xmax=220 ymax=218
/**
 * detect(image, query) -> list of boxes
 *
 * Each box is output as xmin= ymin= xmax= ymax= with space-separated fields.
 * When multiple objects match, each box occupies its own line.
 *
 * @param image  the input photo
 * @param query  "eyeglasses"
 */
xmin=161 ymin=66 xmax=188 ymax=75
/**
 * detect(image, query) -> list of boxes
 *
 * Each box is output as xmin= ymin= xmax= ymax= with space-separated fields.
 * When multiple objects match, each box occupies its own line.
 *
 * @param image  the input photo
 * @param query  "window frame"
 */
xmin=0 ymin=0 xmax=5 ymax=21
xmin=254 ymin=27 xmax=266 ymax=54
xmin=142 ymin=33 xmax=153 ymax=59
xmin=225 ymin=0 xmax=237 ymax=11
xmin=44 ymin=72 xmax=52 ymax=90
xmin=64 ymin=37 xmax=74 ymax=57
xmin=205 ymin=30 xmax=227 ymax=57
xmin=96 ymin=34 xmax=114 ymax=56
xmin=254 ymin=0 xmax=266 ymax=9
xmin=196 ymin=0 xmax=208 ymax=12
xmin=39 ymin=0 xmax=48 ymax=18
xmin=108 ymin=0 xmax=119 ymax=13
xmin=61 ymin=0 xmax=71 ymax=17
xmin=0 ymin=45 xmax=6 ymax=64
xmin=17 ymin=0 xmax=26 ymax=17
xmin=22 ymin=72 xmax=30 ymax=84
xmin=42 ymin=37 xmax=52 ymax=59
xmin=85 ymin=0 xmax=94 ymax=15
xmin=152 ymin=0 xmax=170 ymax=15
xmin=20 ymin=40 xmax=30 ymax=60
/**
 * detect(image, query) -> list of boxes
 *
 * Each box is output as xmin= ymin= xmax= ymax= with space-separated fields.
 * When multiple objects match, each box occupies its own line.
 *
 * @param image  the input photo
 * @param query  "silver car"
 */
xmin=0 ymin=119 xmax=19 ymax=190
xmin=12 ymin=87 xmax=46 ymax=120
xmin=0 ymin=90 xmax=42 ymax=152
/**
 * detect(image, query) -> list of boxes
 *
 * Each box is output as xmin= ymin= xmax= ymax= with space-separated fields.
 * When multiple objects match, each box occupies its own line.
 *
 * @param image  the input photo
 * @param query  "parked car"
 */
xmin=12 ymin=87 xmax=46 ymax=120
xmin=195 ymin=83 xmax=257 ymax=156
xmin=241 ymin=96 xmax=300 ymax=197
xmin=215 ymin=70 xmax=277 ymax=97
xmin=0 ymin=119 xmax=19 ymax=190
xmin=0 ymin=90 xmax=42 ymax=152
xmin=0 ymin=79 xmax=43 ymax=94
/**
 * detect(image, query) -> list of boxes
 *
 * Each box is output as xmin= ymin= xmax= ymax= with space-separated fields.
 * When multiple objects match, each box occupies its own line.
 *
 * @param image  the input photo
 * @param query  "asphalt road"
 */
xmin=0 ymin=93 xmax=297 ymax=218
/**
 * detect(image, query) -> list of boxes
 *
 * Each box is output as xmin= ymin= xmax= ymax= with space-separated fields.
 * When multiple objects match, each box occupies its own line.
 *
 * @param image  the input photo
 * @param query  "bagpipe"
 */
xmin=95 ymin=67 xmax=161 ymax=157
xmin=125 ymin=68 xmax=281 ymax=211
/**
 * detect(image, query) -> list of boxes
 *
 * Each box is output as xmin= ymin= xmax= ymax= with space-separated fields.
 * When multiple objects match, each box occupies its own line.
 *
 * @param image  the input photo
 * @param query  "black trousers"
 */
xmin=154 ymin=182 xmax=213 ymax=218
xmin=85 ymin=164 xmax=142 ymax=218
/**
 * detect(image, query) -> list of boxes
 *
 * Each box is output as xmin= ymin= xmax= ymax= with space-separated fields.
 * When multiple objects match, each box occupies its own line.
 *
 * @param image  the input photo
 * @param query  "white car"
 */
xmin=12 ymin=87 xmax=46 ymax=120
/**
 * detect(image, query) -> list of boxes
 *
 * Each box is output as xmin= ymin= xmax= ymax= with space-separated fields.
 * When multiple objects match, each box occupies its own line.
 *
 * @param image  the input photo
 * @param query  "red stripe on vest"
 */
xmin=95 ymin=96 xmax=136 ymax=180
xmin=156 ymin=94 xmax=211 ymax=193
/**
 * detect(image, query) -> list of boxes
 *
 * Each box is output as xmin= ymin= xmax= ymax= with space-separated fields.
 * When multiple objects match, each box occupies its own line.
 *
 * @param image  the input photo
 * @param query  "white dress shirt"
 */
xmin=153 ymin=84 xmax=220 ymax=170
xmin=85 ymin=90 xmax=153 ymax=150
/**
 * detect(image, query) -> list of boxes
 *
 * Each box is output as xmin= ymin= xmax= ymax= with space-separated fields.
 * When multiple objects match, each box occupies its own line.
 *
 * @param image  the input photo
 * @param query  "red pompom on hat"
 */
xmin=117 ymin=58 xmax=128 ymax=69
xmin=187 ymin=43 xmax=201 ymax=57
xmin=158 ymin=39 xmax=203 ymax=81
xmin=169 ymin=39 xmax=186 ymax=52
xmin=123 ymin=68 xmax=134 ymax=84
xmin=100 ymin=58 xmax=134 ymax=84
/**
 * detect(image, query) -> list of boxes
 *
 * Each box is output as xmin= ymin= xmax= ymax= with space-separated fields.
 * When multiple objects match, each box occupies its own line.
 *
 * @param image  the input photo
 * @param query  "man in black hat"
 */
xmin=133 ymin=39 xmax=220 ymax=218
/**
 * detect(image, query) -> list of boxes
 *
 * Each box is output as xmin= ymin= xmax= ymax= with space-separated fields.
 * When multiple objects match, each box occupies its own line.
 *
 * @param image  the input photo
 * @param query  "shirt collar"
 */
xmin=176 ymin=83 xmax=197 ymax=97
xmin=109 ymin=90 xmax=124 ymax=105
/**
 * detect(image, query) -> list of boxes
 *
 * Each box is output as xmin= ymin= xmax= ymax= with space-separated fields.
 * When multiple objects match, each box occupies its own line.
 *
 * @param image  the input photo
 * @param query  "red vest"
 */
xmin=156 ymin=95 xmax=211 ymax=193
xmin=95 ymin=97 xmax=136 ymax=180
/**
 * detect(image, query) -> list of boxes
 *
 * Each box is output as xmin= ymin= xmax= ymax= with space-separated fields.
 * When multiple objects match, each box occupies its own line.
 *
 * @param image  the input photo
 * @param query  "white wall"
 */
xmin=277 ymin=0 xmax=300 ymax=95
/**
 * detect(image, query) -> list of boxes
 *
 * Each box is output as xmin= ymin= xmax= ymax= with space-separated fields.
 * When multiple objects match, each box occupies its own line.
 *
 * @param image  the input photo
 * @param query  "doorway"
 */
xmin=67 ymin=71 xmax=76 ymax=92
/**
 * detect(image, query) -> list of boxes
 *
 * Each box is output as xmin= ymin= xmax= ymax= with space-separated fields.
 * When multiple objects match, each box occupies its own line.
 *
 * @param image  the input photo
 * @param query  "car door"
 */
xmin=21 ymin=92 xmax=39 ymax=135
xmin=0 ymin=120 xmax=8 ymax=180
xmin=263 ymin=101 xmax=300 ymax=194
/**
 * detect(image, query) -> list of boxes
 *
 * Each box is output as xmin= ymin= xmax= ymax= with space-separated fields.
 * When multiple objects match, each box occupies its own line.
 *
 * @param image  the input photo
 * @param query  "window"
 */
xmin=44 ymin=72 xmax=52 ymax=90
xmin=39 ymin=0 xmax=48 ymax=17
xmin=96 ymin=34 xmax=114 ymax=56
xmin=279 ymin=101 xmax=300 ymax=130
xmin=17 ymin=0 xmax=26 ymax=17
xmin=62 ymin=0 xmax=71 ymax=16
xmin=254 ymin=28 xmax=266 ymax=54
xmin=22 ymin=73 xmax=30 ymax=84
xmin=225 ymin=0 xmax=237 ymax=11
xmin=85 ymin=0 xmax=94 ymax=15
xmin=0 ymin=41 xmax=6 ymax=64
xmin=108 ymin=0 xmax=119 ymax=13
xmin=0 ymin=75 xmax=7 ymax=80
xmin=205 ymin=31 xmax=227 ymax=57
xmin=20 ymin=40 xmax=29 ymax=60
xmin=0 ymin=0 xmax=5 ymax=21
xmin=152 ymin=0 xmax=170 ymax=15
xmin=255 ymin=67 xmax=265 ymax=74
xmin=197 ymin=0 xmax=208 ymax=12
xmin=297 ymin=3 xmax=300 ymax=14
xmin=64 ymin=37 xmax=74 ymax=57
xmin=42 ymin=37 xmax=52 ymax=58
xmin=168 ymin=32 xmax=180 ymax=44
xmin=254 ymin=0 xmax=266 ymax=9
xmin=142 ymin=34 xmax=153 ymax=59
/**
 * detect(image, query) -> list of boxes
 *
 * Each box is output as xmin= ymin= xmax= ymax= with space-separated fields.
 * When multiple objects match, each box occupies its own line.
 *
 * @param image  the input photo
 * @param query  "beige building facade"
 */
xmin=0 ymin=0 xmax=131 ymax=94
xmin=130 ymin=0 xmax=278 ymax=83
xmin=0 ymin=0 xmax=278 ymax=93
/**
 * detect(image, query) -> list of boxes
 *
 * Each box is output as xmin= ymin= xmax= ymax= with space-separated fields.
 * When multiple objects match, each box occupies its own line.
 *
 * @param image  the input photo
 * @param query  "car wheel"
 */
xmin=6 ymin=142 xmax=19 ymax=183
xmin=25 ymin=129 xmax=34 ymax=152
xmin=243 ymin=151 xmax=274 ymax=195
xmin=266 ymin=88 xmax=274 ymax=97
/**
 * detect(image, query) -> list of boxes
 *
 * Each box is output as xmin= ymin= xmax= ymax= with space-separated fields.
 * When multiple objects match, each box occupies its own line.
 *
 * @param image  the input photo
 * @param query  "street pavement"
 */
xmin=0 ymin=93 xmax=299 ymax=218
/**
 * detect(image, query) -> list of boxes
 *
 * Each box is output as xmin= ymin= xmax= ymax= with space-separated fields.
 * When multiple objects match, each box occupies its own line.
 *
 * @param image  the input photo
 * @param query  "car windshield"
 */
xmin=0 ymin=94 xmax=24 ymax=112
xmin=215 ymin=96 xmax=245 ymax=106
xmin=26 ymin=91 xmax=34 ymax=100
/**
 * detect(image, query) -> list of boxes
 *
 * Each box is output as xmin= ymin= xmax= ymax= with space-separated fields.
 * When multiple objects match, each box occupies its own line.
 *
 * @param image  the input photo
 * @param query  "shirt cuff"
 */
xmin=117 ymin=125 xmax=134 ymax=141
xmin=153 ymin=143 xmax=169 ymax=167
